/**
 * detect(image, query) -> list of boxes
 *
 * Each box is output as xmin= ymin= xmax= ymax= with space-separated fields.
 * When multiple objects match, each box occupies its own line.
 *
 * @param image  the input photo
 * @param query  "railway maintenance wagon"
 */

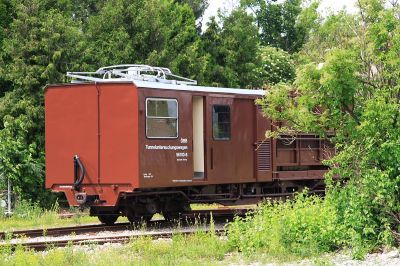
xmin=45 ymin=65 xmax=333 ymax=224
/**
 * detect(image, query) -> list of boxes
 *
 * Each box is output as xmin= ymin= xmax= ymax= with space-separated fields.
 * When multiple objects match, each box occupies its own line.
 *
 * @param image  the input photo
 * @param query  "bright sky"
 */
xmin=203 ymin=0 xmax=358 ymax=29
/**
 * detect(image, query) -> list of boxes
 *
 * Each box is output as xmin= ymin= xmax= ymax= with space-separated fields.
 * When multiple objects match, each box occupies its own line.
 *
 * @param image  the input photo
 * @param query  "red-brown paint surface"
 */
xmin=138 ymin=89 xmax=194 ymax=187
xmin=206 ymin=97 xmax=255 ymax=184
xmin=137 ymin=89 xmax=259 ymax=188
xmin=45 ymin=84 xmax=99 ymax=188
xmin=255 ymin=106 xmax=273 ymax=182
xmin=98 ymin=83 xmax=139 ymax=187
xmin=45 ymin=83 xmax=139 ymax=206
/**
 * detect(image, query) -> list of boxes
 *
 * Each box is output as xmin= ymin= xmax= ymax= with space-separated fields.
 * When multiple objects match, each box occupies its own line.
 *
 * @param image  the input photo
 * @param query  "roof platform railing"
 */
xmin=66 ymin=64 xmax=198 ymax=85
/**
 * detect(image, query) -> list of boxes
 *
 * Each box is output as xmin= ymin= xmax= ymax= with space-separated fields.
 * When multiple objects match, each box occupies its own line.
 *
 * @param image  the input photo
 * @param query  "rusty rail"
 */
xmin=1 ymin=227 xmax=225 ymax=252
xmin=0 ymin=208 xmax=250 ymax=241
xmin=0 ymin=223 xmax=133 ymax=240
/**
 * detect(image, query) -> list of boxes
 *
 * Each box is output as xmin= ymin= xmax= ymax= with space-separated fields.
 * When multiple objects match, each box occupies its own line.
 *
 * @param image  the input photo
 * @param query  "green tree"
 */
xmin=0 ymin=0 xmax=86 ymax=204
xmin=176 ymin=0 xmax=208 ymax=20
xmin=258 ymin=0 xmax=400 ymax=253
xmin=0 ymin=0 xmax=14 ymax=97
xmin=202 ymin=8 xmax=261 ymax=88
xmin=242 ymin=0 xmax=320 ymax=53
xmin=0 ymin=0 xmax=206 ymax=205
xmin=258 ymin=46 xmax=295 ymax=86
xmin=0 ymin=0 xmax=13 ymax=48
xmin=35 ymin=0 xmax=107 ymax=25
xmin=201 ymin=17 xmax=230 ymax=87
xmin=299 ymin=11 xmax=358 ymax=63
xmin=84 ymin=0 xmax=205 ymax=80
xmin=146 ymin=1 xmax=207 ymax=80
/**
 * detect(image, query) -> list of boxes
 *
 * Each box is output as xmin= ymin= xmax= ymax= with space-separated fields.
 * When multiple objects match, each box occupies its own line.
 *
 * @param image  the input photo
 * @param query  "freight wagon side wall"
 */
xmin=137 ymin=88 xmax=194 ymax=188
xmin=136 ymin=88 xmax=259 ymax=188
xmin=45 ymin=83 xmax=139 ymax=206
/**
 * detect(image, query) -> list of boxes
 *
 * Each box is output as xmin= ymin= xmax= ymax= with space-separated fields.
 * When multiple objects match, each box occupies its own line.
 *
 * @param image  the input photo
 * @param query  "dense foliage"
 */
xmin=201 ymin=9 xmax=261 ymax=88
xmin=258 ymin=46 xmax=295 ymax=86
xmin=257 ymin=0 xmax=400 ymax=255
xmin=0 ymin=0 xmax=211 ymax=202
xmin=241 ymin=0 xmax=320 ymax=53
xmin=228 ymin=193 xmax=340 ymax=257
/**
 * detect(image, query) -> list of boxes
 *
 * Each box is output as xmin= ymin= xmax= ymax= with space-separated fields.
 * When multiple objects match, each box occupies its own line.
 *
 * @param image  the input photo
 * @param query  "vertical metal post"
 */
xmin=7 ymin=177 xmax=11 ymax=215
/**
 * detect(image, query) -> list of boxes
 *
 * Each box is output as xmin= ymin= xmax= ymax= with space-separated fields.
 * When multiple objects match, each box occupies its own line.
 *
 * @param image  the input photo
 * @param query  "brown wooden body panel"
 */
xmin=255 ymin=106 xmax=273 ymax=182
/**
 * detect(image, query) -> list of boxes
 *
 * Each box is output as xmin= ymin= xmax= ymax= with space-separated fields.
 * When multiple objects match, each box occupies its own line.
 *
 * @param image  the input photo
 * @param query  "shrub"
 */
xmin=258 ymin=46 xmax=296 ymax=86
xmin=227 ymin=192 xmax=341 ymax=258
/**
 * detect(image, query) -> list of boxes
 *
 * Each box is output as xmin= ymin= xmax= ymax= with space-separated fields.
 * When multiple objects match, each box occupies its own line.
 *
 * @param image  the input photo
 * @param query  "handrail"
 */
xmin=66 ymin=64 xmax=197 ymax=85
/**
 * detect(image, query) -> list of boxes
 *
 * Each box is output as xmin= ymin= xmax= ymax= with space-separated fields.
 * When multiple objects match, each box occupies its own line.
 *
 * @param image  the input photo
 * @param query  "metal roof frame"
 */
xmin=67 ymin=64 xmax=197 ymax=85
xmin=66 ymin=64 xmax=266 ymax=96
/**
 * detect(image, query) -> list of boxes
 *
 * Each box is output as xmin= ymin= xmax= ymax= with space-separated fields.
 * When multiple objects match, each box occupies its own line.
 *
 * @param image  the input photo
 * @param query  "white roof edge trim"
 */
xmin=66 ymin=77 xmax=267 ymax=96
xmin=132 ymin=80 xmax=266 ymax=96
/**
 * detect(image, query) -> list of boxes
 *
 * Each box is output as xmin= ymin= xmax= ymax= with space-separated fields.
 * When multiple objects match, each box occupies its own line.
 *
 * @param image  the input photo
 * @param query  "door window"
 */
xmin=212 ymin=105 xmax=231 ymax=140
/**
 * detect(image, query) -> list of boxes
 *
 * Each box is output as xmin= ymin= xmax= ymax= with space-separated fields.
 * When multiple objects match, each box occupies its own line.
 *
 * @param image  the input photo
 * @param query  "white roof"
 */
xmin=133 ymin=80 xmax=266 ymax=96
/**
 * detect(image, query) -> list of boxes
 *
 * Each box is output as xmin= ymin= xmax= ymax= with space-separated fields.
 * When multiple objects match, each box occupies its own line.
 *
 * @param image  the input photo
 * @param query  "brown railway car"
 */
xmin=45 ymin=65 xmax=333 ymax=224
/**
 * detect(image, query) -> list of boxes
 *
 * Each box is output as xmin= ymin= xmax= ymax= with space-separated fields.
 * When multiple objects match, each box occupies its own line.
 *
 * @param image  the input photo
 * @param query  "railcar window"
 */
xmin=212 ymin=105 xmax=231 ymax=140
xmin=146 ymin=98 xmax=178 ymax=138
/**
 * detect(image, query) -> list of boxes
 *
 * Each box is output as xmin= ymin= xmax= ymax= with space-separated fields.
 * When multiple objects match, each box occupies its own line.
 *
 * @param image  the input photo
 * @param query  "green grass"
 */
xmin=0 ymin=202 xmax=245 ymax=232
xmin=0 ymin=229 xmax=337 ymax=266
xmin=190 ymin=203 xmax=222 ymax=210
xmin=0 ymin=211 xmax=99 ymax=232
xmin=0 ymin=201 xmax=99 ymax=232
xmin=0 ymin=202 xmax=255 ymax=232
xmin=0 ymin=198 xmax=347 ymax=265
xmin=190 ymin=203 xmax=257 ymax=210
xmin=0 ymin=196 xmax=375 ymax=264
xmin=0 ymin=230 xmax=231 ymax=266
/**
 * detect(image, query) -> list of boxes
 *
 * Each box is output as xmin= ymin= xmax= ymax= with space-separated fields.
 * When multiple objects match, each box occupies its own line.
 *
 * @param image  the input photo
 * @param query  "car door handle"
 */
xmin=210 ymin=148 xmax=214 ymax=170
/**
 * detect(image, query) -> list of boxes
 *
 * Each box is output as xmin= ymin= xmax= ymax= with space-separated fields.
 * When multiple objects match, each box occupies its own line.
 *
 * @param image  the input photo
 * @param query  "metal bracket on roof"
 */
xmin=66 ymin=64 xmax=197 ymax=85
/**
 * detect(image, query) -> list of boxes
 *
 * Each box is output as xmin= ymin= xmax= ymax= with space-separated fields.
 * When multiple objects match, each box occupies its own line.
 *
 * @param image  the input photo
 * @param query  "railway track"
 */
xmin=0 ymin=208 xmax=248 ymax=251
xmin=0 ymin=223 xmax=133 ymax=240
xmin=1 ymin=226 xmax=226 ymax=252
xmin=4 ymin=227 xmax=225 ymax=252
xmin=0 ymin=208 xmax=249 ymax=240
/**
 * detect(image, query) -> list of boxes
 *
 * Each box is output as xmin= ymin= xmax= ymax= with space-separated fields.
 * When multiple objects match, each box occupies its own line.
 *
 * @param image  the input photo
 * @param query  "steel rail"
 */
xmin=2 ymin=227 xmax=225 ymax=252
xmin=0 ymin=208 xmax=250 ymax=240
xmin=0 ymin=223 xmax=133 ymax=240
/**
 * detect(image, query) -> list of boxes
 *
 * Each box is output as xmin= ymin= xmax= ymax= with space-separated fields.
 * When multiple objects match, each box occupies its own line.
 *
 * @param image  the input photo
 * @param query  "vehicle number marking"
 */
xmin=143 ymin=173 xmax=154 ymax=179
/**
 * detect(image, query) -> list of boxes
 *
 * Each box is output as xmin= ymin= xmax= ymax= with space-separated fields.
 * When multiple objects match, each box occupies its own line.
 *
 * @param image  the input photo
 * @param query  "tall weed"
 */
xmin=227 ymin=192 xmax=341 ymax=258
xmin=325 ymin=173 xmax=398 ymax=259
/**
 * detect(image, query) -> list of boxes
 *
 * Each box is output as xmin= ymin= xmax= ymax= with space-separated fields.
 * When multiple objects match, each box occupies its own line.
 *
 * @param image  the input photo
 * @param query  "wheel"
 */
xmin=126 ymin=207 xmax=152 ymax=225
xmin=162 ymin=198 xmax=191 ymax=221
xmin=162 ymin=211 xmax=181 ymax=222
xmin=98 ymin=215 xmax=118 ymax=225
